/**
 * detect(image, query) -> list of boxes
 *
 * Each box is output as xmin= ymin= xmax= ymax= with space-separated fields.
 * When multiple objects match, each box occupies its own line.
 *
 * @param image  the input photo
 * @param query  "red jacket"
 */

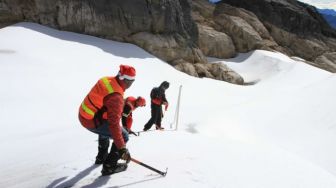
xmin=79 ymin=77 xmax=126 ymax=149
xmin=122 ymin=97 xmax=137 ymax=131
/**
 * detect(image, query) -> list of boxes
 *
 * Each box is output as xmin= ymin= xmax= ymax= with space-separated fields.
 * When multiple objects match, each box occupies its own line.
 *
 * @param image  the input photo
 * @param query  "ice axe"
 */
xmin=131 ymin=158 xmax=168 ymax=176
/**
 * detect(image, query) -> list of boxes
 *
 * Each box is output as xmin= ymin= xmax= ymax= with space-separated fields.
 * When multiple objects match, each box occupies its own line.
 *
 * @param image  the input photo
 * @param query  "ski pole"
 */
xmin=135 ymin=129 xmax=155 ymax=135
xmin=131 ymin=158 xmax=168 ymax=176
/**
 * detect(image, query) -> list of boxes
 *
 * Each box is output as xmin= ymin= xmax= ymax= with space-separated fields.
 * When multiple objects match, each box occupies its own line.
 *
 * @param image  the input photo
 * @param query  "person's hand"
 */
xmin=164 ymin=102 xmax=169 ymax=111
xmin=119 ymin=147 xmax=131 ymax=163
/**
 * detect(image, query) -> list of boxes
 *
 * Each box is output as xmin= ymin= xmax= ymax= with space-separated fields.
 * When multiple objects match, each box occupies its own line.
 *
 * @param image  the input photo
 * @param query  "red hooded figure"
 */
xmin=122 ymin=96 xmax=146 ymax=134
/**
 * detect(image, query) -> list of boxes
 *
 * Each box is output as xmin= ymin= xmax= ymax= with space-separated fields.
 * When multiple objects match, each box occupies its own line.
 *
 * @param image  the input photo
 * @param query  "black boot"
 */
xmin=101 ymin=144 xmax=127 ymax=176
xmin=95 ymin=138 xmax=110 ymax=164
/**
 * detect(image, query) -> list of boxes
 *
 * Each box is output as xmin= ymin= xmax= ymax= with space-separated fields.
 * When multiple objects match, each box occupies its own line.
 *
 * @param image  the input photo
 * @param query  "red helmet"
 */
xmin=136 ymin=96 xmax=146 ymax=107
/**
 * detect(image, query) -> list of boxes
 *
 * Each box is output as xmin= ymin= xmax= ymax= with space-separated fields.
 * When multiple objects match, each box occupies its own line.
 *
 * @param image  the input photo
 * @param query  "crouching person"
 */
xmin=122 ymin=96 xmax=146 ymax=135
xmin=78 ymin=64 xmax=136 ymax=176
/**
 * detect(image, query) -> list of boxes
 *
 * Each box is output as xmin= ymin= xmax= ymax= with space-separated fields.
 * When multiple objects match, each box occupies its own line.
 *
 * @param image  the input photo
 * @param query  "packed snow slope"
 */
xmin=1 ymin=22 xmax=336 ymax=188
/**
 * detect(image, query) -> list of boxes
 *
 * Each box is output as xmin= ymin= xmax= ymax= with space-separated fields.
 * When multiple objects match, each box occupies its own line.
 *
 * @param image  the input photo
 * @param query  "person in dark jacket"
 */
xmin=122 ymin=96 xmax=146 ymax=135
xmin=143 ymin=81 xmax=169 ymax=131
xmin=78 ymin=64 xmax=135 ymax=176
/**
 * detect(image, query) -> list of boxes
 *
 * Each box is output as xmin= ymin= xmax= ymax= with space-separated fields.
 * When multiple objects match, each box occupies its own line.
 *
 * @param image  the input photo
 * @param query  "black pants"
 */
xmin=93 ymin=120 xmax=129 ymax=166
xmin=144 ymin=103 xmax=162 ymax=130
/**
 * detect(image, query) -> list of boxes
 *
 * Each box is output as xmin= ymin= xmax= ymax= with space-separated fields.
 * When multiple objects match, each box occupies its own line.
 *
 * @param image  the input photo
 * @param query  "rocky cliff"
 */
xmin=0 ymin=0 xmax=335 ymax=84
xmin=200 ymin=0 xmax=336 ymax=72
xmin=0 ymin=0 xmax=204 ymax=63
xmin=0 ymin=0 xmax=243 ymax=84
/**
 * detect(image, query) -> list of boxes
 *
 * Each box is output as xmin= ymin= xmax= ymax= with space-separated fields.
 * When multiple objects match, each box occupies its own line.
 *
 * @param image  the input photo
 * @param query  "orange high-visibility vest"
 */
xmin=79 ymin=76 xmax=124 ymax=120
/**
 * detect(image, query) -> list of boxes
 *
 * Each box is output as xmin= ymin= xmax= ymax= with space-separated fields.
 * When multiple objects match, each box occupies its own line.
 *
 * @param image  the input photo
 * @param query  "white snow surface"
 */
xmin=1 ymin=22 xmax=336 ymax=188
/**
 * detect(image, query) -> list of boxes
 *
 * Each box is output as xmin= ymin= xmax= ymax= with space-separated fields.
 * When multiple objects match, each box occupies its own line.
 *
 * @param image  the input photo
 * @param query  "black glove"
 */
xmin=119 ymin=147 xmax=131 ymax=163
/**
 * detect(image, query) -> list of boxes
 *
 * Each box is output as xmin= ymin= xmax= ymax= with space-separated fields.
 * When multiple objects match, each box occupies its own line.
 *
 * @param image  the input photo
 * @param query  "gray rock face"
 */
xmin=0 ymin=0 xmax=245 ymax=84
xmin=191 ymin=0 xmax=335 ymax=74
xmin=269 ymin=25 xmax=329 ymax=60
xmin=1 ymin=0 xmax=335 ymax=82
xmin=0 ymin=0 xmax=21 ymax=27
xmin=193 ymin=1 xmax=284 ymax=57
xmin=214 ymin=3 xmax=272 ymax=41
xmin=130 ymin=32 xmax=206 ymax=64
xmin=174 ymin=60 xmax=199 ymax=77
xmin=175 ymin=61 xmax=244 ymax=85
xmin=214 ymin=12 xmax=264 ymax=52
xmin=0 ymin=0 xmax=245 ymax=83
xmin=216 ymin=0 xmax=336 ymax=71
xmin=191 ymin=0 xmax=215 ymax=27
xmin=314 ymin=52 xmax=336 ymax=72
xmin=208 ymin=63 xmax=244 ymax=84
xmin=53 ymin=0 xmax=198 ymax=41
xmin=220 ymin=0 xmax=336 ymax=38
xmin=54 ymin=0 xmax=203 ymax=65
xmin=197 ymin=24 xmax=235 ymax=58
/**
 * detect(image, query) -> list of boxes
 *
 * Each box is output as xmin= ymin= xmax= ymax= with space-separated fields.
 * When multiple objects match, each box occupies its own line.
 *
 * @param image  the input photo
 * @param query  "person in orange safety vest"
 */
xmin=78 ymin=64 xmax=136 ymax=176
xmin=122 ymin=96 xmax=146 ymax=136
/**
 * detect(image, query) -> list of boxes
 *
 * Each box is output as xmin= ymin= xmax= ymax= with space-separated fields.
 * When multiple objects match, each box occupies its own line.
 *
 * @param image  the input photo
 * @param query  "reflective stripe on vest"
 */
xmin=102 ymin=77 xmax=114 ymax=94
xmin=80 ymin=76 xmax=124 ymax=119
xmin=81 ymin=102 xmax=95 ymax=116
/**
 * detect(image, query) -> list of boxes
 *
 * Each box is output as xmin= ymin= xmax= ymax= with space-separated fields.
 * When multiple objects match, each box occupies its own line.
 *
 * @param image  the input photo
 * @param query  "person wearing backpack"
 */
xmin=143 ymin=81 xmax=169 ymax=131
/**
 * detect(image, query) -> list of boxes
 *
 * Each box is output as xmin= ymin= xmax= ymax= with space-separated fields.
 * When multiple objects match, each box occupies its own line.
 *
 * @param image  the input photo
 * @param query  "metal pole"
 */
xmin=175 ymin=85 xmax=182 ymax=130
xmin=130 ymin=158 xmax=168 ymax=176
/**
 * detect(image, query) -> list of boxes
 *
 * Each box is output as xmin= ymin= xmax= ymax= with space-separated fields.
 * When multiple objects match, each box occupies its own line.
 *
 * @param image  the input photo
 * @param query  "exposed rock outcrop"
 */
xmin=314 ymin=52 xmax=336 ymax=72
xmin=197 ymin=24 xmax=235 ymax=58
xmin=1 ymin=0 xmax=335 ymax=81
xmin=219 ymin=0 xmax=336 ymax=72
xmin=221 ymin=0 xmax=336 ymax=38
xmin=0 ymin=0 xmax=245 ymax=84
xmin=175 ymin=61 xmax=244 ymax=85
xmin=190 ymin=0 xmax=336 ymax=73
xmin=0 ymin=1 xmax=21 ymax=28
